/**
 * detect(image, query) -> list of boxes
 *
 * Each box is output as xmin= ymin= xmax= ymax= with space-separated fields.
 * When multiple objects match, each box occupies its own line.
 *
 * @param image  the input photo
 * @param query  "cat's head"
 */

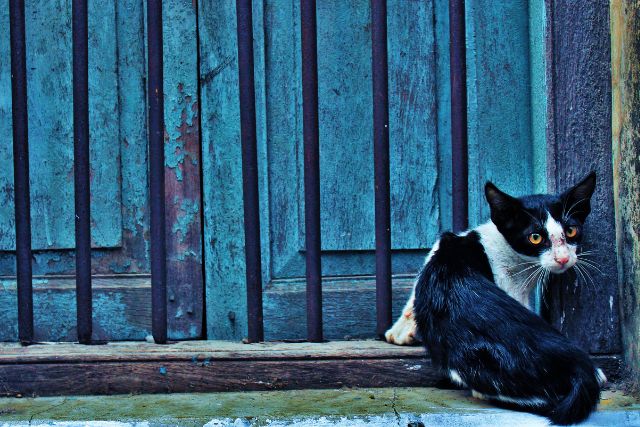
xmin=484 ymin=172 xmax=596 ymax=274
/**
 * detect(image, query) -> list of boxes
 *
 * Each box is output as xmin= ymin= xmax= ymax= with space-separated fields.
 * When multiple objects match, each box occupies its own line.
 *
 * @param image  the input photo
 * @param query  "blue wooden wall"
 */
xmin=0 ymin=0 xmax=203 ymax=342
xmin=0 ymin=0 xmax=547 ymax=342
xmin=199 ymin=0 xmax=546 ymax=340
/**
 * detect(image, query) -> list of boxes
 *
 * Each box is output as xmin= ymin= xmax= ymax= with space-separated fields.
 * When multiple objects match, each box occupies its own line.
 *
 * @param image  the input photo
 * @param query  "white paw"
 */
xmin=471 ymin=390 xmax=488 ymax=401
xmin=384 ymin=312 xmax=418 ymax=345
xmin=596 ymin=368 xmax=607 ymax=386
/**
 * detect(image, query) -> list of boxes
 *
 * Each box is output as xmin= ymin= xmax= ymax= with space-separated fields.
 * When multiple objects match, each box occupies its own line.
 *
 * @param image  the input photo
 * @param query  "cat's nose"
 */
xmin=555 ymin=256 xmax=570 ymax=266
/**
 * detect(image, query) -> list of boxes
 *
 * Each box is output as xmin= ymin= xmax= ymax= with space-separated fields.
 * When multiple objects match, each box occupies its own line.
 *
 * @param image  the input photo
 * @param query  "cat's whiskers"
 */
xmin=578 ymin=258 xmax=604 ymax=273
xmin=508 ymin=259 xmax=539 ymax=269
xmin=577 ymin=254 xmax=605 ymax=275
xmin=521 ymin=266 xmax=544 ymax=292
xmin=573 ymin=263 xmax=596 ymax=290
xmin=577 ymin=249 xmax=600 ymax=256
xmin=535 ymin=268 xmax=550 ymax=292
xmin=509 ymin=263 xmax=542 ymax=278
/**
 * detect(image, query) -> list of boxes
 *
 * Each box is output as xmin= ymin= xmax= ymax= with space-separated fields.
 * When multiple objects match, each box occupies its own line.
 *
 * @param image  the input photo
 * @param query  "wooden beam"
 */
xmin=0 ymin=276 xmax=151 ymax=342
xmin=0 ymin=340 xmax=622 ymax=397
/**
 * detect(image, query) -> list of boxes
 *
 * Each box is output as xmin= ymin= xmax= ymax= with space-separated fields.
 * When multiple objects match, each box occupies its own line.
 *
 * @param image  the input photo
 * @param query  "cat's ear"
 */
xmin=485 ymin=182 xmax=523 ymax=227
xmin=561 ymin=171 xmax=596 ymax=223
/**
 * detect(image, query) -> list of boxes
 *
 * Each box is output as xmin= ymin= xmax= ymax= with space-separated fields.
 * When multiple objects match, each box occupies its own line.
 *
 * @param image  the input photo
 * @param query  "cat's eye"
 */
xmin=528 ymin=233 xmax=543 ymax=245
xmin=566 ymin=226 xmax=578 ymax=238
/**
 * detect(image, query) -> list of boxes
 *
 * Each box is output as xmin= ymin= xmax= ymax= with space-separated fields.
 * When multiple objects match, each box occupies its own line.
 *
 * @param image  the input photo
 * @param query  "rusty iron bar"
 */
xmin=236 ymin=0 xmax=264 ymax=343
xmin=371 ymin=0 xmax=392 ymax=338
xmin=449 ymin=0 xmax=469 ymax=232
xmin=72 ymin=0 xmax=92 ymax=344
xmin=300 ymin=0 xmax=323 ymax=343
xmin=9 ymin=0 xmax=34 ymax=345
xmin=147 ymin=0 xmax=167 ymax=344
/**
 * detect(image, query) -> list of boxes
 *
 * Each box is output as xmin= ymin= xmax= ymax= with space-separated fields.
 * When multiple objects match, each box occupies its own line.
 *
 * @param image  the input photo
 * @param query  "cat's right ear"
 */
xmin=485 ymin=182 xmax=521 ymax=226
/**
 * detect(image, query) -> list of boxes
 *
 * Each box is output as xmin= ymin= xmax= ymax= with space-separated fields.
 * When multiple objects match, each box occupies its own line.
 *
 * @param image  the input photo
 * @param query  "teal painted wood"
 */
xmin=0 ymin=0 xmax=122 ymax=250
xmin=529 ymin=0 xmax=548 ymax=195
xmin=0 ymin=0 xmax=202 ymax=341
xmin=0 ymin=0 xmax=151 ymax=279
xmin=0 ymin=278 xmax=152 ymax=342
xmin=163 ymin=0 xmax=204 ymax=339
xmin=465 ymin=0 xmax=534 ymax=227
xmin=295 ymin=0 xmax=441 ymax=251
xmin=387 ymin=0 xmax=440 ymax=249
xmin=263 ymin=0 xmax=439 ymax=282
xmin=112 ymin=0 xmax=151 ymax=276
xmin=198 ymin=0 xmax=248 ymax=340
xmin=199 ymin=0 xmax=445 ymax=339
xmin=435 ymin=0 xmax=452 ymax=233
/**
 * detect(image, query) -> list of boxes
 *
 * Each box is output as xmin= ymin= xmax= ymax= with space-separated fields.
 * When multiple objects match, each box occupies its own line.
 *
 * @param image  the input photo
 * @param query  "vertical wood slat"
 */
xmin=72 ymin=0 xmax=92 ymax=344
xmin=371 ymin=0 xmax=392 ymax=338
xmin=9 ymin=0 xmax=34 ymax=345
xmin=546 ymin=0 xmax=620 ymax=354
xmin=449 ymin=0 xmax=468 ymax=232
xmin=147 ymin=0 xmax=167 ymax=344
xmin=300 ymin=0 xmax=323 ymax=343
xmin=236 ymin=0 xmax=264 ymax=343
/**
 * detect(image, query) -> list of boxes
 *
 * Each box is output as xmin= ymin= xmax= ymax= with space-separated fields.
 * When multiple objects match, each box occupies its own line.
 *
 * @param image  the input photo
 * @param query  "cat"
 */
xmin=386 ymin=172 xmax=605 ymax=425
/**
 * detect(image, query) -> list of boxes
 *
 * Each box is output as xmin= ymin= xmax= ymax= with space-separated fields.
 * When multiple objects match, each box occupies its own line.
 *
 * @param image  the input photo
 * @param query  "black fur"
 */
xmin=414 ymin=174 xmax=601 ymax=425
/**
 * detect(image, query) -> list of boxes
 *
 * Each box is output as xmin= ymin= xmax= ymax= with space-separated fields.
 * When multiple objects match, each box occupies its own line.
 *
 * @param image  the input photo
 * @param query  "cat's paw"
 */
xmin=384 ymin=310 xmax=418 ymax=345
xmin=596 ymin=368 xmax=607 ymax=386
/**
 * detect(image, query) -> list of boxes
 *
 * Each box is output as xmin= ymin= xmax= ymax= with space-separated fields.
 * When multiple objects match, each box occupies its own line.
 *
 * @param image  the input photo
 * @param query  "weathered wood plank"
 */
xmin=434 ymin=0 xmax=452 ymax=233
xmin=611 ymin=0 xmax=640 ymax=391
xmin=0 ymin=358 xmax=438 ymax=397
xmin=294 ymin=0 xmax=441 ymax=251
xmin=0 ymin=339 xmax=424 ymax=362
xmin=0 ymin=0 xmax=122 ymax=250
xmin=0 ymin=340 xmax=621 ymax=397
xmin=198 ymin=0 xmax=248 ymax=340
xmin=465 ymin=0 xmax=534 ymax=227
xmin=263 ymin=275 xmax=414 ymax=340
xmin=545 ymin=0 xmax=620 ymax=354
xmin=0 ymin=0 xmax=151 ymax=279
xmin=163 ymin=0 xmax=203 ymax=339
xmin=0 ymin=276 xmax=152 ymax=342
xmin=265 ymin=0 xmax=439 ymax=281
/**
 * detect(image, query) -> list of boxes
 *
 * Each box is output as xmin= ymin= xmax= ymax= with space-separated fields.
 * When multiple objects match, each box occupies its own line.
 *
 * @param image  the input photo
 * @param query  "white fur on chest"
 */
xmin=475 ymin=222 xmax=539 ymax=308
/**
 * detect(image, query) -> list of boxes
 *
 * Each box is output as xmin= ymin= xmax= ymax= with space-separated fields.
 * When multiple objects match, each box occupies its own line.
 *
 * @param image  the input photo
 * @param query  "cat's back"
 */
xmin=413 ymin=230 xmax=601 ymax=426
xmin=423 ymin=230 xmax=495 ymax=281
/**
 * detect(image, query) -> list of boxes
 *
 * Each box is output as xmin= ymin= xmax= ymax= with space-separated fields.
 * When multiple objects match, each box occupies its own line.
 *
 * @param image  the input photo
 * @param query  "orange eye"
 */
xmin=528 ymin=233 xmax=543 ymax=245
xmin=566 ymin=226 xmax=578 ymax=238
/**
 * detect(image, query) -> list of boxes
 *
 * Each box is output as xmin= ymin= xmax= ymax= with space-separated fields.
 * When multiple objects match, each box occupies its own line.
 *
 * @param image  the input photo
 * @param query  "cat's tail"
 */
xmin=546 ymin=368 xmax=601 ymax=425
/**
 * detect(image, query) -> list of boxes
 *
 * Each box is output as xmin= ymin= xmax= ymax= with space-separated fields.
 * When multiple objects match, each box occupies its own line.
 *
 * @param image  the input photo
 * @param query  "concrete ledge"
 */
xmin=0 ymin=387 xmax=638 ymax=426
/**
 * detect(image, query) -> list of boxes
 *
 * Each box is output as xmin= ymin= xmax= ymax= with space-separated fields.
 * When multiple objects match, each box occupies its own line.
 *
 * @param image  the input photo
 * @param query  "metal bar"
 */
xmin=236 ymin=0 xmax=264 ymax=343
xmin=371 ymin=0 xmax=392 ymax=338
xmin=449 ymin=0 xmax=469 ymax=232
xmin=147 ymin=0 xmax=167 ymax=344
xmin=72 ymin=0 xmax=92 ymax=344
xmin=9 ymin=0 xmax=34 ymax=345
xmin=300 ymin=0 xmax=323 ymax=343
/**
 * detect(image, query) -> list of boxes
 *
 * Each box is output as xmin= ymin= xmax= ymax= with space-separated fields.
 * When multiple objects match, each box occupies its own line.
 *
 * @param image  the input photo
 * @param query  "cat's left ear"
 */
xmin=560 ymin=171 xmax=596 ymax=223
xmin=485 ymin=182 xmax=524 ymax=228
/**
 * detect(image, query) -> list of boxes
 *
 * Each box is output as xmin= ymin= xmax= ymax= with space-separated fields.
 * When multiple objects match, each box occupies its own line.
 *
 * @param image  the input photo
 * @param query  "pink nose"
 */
xmin=555 ymin=256 xmax=570 ymax=266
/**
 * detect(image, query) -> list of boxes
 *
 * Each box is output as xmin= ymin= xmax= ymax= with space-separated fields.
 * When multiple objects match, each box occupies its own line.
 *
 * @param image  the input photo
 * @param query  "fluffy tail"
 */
xmin=547 ymin=372 xmax=600 ymax=425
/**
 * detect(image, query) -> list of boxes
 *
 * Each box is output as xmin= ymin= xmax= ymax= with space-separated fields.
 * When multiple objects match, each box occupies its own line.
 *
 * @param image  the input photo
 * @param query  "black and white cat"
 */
xmin=386 ymin=172 xmax=605 ymax=425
